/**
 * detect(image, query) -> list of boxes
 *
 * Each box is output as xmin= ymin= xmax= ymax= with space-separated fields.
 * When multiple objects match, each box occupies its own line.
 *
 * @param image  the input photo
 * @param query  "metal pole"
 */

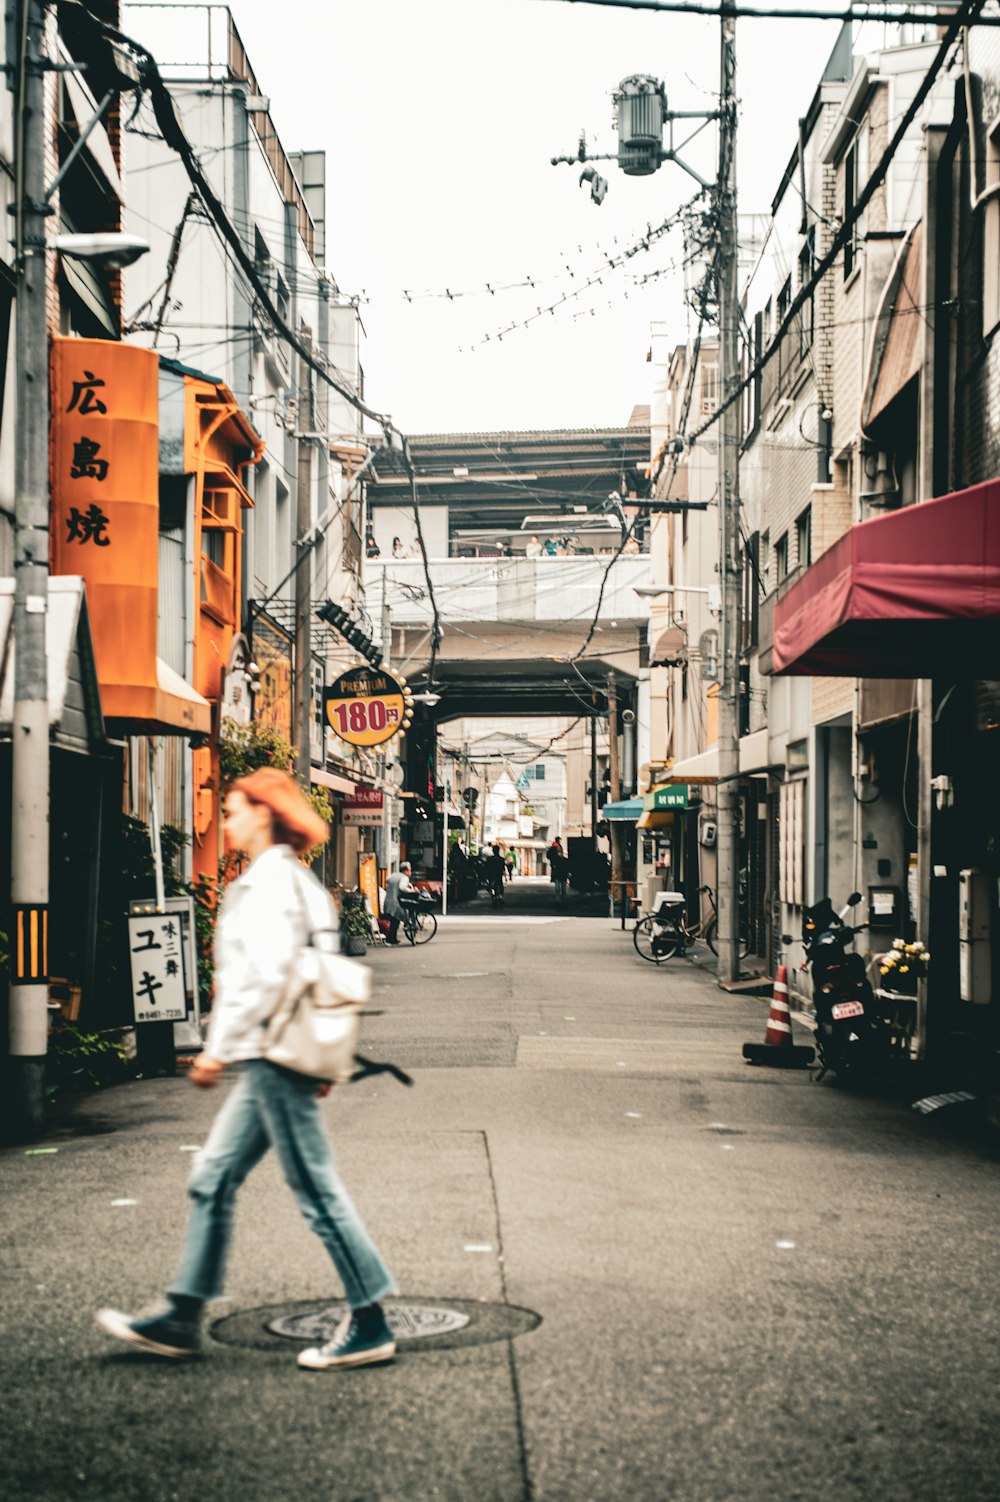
xmin=147 ymin=740 xmax=166 ymax=912
xmin=607 ymin=673 xmax=623 ymax=919
xmin=294 ymin=441 xmax=313 ymax=790
xmin=441 ymin=771 xmax=449 ymax=917
xmin=590 ymin=711 xmax=599 ymax=851
xmin=380 ymin=587 xmax=391 ymax=873
xmin=715 ymin=13 xmax=742 ymax=985
xmin=9 ymin=0 xmax=52 ymax=1135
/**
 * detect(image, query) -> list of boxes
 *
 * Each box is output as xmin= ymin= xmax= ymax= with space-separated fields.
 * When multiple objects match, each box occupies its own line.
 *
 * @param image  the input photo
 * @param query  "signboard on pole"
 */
xmin=358 ymin=851 xmax=381 ymax=919
xmin=342 ymin=788 xmax=384 ymax=826
xmin=130 ymin=895 xmax=201 ymax=1045
xmin=324 ymin=666 xmax=413 ymax=748
xmin=127 ymin=912 xmax=187 ymax=1023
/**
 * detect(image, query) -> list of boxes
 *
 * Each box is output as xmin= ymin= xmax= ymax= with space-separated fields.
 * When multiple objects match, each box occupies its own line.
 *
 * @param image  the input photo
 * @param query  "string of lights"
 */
xmin=682 ymin=0 xmax=985 ymax=444
xmin=463 ymin=191 xmax=709 ymax=349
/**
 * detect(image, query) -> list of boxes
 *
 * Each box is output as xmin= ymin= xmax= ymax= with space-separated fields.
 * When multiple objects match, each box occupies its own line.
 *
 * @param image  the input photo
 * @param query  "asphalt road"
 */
xmin=3 ymin=879 xmax=998 ymax=1502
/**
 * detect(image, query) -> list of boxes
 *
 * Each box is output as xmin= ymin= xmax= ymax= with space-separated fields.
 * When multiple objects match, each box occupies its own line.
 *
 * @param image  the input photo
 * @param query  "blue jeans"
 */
xmin=169 ymin=1060 xmax=395 ymax=1309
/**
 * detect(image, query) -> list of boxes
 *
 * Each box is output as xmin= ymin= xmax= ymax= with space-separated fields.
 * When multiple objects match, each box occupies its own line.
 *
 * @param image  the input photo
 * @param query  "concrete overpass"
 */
xmin=366 ymin=553 xmax=654 ymax=721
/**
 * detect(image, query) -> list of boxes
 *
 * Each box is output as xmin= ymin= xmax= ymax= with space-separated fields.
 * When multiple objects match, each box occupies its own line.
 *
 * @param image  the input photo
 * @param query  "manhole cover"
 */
xmin=268 ymin=1303 xmax=469 ymax=1343
xmin=211 ymin=1297 xmax=540 ymax=1353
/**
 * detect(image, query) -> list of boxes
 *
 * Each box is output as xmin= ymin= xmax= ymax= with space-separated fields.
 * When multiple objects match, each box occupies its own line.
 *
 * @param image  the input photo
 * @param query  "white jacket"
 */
xmin=205 ymin=845 xmax=338 ymax=1063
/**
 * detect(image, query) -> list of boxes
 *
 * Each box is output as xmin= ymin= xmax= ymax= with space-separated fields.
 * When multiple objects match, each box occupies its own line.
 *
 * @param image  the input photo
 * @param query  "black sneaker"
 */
xmin=96 ymin=1305 xmax=200 ymax=1359
xmin=297 ymin=1308 xmax=396 ymax=1370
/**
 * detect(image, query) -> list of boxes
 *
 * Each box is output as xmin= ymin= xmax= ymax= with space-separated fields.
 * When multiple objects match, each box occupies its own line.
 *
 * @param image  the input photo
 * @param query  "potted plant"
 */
xmin=339 ymin=890 xmax=370 ymax=955
xmin=876 ymin=939 xmax=930 ymax=995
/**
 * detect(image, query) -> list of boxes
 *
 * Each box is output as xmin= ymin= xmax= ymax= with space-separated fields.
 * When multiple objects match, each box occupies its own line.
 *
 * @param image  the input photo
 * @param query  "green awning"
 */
xmin=601 ymin=797 xmax=644 ymax=822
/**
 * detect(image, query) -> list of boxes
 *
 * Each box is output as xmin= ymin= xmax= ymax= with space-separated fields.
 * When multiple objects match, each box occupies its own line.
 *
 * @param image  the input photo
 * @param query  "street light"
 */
xmin=633 ymin=583 xmax=721 ymax=613
xmin=53 ymin=233 xmax=150 ymax=269
xmin=633 ymin=584 xmax=710 ymax=597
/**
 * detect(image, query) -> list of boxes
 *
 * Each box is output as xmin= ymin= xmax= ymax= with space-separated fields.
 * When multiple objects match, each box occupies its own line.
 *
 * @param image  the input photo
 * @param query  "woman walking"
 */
xmin=96 ymin=769 xmax=397 ymax=1370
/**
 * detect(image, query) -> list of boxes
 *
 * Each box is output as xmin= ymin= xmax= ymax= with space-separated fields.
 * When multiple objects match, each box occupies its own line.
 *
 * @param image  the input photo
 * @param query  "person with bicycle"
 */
xmin=383 ymin=861 xmax=413 ymax=945
xmin=484 ymin=844 xmax=506 ymax=906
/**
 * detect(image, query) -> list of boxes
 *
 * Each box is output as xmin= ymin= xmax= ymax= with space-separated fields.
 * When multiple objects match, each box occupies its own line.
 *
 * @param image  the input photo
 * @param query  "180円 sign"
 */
xmin=324 ymin=666 xmax=413 ymax=748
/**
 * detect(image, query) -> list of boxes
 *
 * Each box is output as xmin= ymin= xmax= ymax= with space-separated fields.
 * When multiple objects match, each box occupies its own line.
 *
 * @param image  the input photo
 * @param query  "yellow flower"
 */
xmin=899 ymin=965 xmax=909 ymax=973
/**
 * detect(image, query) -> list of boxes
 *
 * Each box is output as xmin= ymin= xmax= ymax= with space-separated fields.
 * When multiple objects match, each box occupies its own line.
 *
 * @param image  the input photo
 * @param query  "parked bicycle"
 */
xmin=632 ymin=884 xmax=750 ymax=964
xmin=399 ymin=892 xmax=438 ymax=946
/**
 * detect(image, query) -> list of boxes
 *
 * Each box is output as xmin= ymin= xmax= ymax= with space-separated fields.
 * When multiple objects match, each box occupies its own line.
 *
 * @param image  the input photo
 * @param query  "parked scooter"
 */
xmin=785 ymin=892 xmax=879 ymax=1081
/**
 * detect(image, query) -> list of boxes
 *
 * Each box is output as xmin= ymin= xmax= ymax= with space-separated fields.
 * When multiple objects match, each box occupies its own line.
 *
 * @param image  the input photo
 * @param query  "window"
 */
xmin=844 ymin=135 xmax=860 ymax=280
xmin=799 ymin=230 xmax=815 ymax=355
xmin=777 ymin=275 xmax=791 ymax=326
xmin=774 ymin=532 xmax=789 ymax=583
xmin=275 ymin=270 xmax=290 ymax=327
xmin=795 ymin=507 xmax=811 ymax=569
xmin=763 ymin=298 xmax=773 ymax=345
xmin=741 ymin=532 xmax=760 ymax=652
xmin=779 ymin=779 xmax=805 ymax=906
xmin=700 ymin=359 xmax=719 ymax=416
xmin=761 ymin=531 xmax=770 ymax=592
xmin=984 ymin=118 xmax=1000 ymax=335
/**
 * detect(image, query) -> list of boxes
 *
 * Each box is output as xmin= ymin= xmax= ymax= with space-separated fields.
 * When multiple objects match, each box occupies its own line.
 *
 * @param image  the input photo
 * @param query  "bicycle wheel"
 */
xmin=633 ymin=916 xmax=679 ymax=963
xmin=703 ymin=918 xmax=751 ymax=959
xmin=408 ymin=911 xmax=437 ymax=945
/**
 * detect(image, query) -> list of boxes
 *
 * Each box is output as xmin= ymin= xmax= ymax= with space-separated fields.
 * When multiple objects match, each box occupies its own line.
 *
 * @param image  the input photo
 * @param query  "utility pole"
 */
xmin=607 ymin=673 xmax=622 ymax=916
xmin=380 ymin=585 xmax=392 ymax=874
xmin=9 ymin=0 xmax=52 ymax=1136
xmin=287 ymin=197 xmax=312 ymax=792
xmin=590 ymin=707 xmax=600 ymax=853
xmin=715 ymin=13 xmax=742 ymax=985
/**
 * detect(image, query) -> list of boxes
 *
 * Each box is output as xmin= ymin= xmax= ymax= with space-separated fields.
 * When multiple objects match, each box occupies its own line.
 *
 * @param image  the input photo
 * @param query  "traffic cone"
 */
xmin=764 ymin=966 xmax=793 ymax=1047
xmin=742 ymin=965 xmax=815 ymax=1069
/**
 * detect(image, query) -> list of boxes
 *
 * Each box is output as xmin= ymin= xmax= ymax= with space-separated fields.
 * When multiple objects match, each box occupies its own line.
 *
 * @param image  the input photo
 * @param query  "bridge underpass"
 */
xmin=359 ymin=423 xmax=658 ymax=908
xmin=362 ymin=560 xmax=657 ymax=913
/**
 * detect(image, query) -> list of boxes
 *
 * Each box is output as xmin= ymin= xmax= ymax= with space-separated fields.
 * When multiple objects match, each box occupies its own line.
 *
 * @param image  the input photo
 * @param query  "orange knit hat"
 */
xmin=232 ymin=768 xmax=329 ymax=853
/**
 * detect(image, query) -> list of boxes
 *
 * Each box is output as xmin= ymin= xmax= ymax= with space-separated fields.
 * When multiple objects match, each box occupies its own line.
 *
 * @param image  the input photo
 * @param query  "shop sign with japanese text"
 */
xmin=127 ymin=913 xmax=187 ymax=1023
xmin=342 ymin=788 xmax=384 ymax=826
xmin=253 ymin=615 xmax=293 ymax=740
xmin=324 ymin=666 xmax=412 ymax=748
xmin=648 ymin=784 xmax=689 ymax=810
xmin=358 ymin=851 xmax=381 ymax=917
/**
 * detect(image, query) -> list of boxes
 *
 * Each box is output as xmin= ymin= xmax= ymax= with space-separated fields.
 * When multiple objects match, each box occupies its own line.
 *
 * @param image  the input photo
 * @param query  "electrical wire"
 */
xmin=82 ymin=12 xmax=394 ymax=436
xmin=686 ymin=0 xmax=986 ymax=445
xmin=541 ymin=0 xmax=1000 ymax=24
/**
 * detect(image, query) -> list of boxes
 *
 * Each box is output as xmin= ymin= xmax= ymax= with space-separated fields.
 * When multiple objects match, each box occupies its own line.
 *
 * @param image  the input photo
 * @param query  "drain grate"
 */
xmin=211 ymin=1297 xmax=540 ymax=1353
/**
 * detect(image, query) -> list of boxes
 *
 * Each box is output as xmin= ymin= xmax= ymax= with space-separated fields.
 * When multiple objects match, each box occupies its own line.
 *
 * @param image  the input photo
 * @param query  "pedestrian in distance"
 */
xmin=391 ymin=535 xmax=405 ymax=558
xmin=485 ymin=844 xmax=506 ymax=905
xmin=525 ymin=534 xmax=542 ymax=558
xmin=96 ymin=768 xmax=397 ymax=1371
xmin=548 ymin=836 xmax=568 ymax=903
xmin=383 ymin=860 xmax=414 ymax=944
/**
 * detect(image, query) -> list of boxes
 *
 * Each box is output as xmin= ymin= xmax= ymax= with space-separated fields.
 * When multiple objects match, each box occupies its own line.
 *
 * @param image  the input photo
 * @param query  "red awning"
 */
xmin=773 ymin=480 xmax=1000 ymax=677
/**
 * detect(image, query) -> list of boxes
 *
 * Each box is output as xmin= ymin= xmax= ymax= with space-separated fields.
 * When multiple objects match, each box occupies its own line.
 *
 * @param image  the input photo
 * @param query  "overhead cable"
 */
xmin=80 ymin=9 xmax=397 ymax=441
xmin=543 ymin=0 xmax=1000 ymax=25
xmin=686 ymin=0 xmax=986 ymax=445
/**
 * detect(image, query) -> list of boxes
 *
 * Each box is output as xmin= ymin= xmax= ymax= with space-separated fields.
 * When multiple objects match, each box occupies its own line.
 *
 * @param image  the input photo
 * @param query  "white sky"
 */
xmin=149 ymin=0 xmax=850 ymax=434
